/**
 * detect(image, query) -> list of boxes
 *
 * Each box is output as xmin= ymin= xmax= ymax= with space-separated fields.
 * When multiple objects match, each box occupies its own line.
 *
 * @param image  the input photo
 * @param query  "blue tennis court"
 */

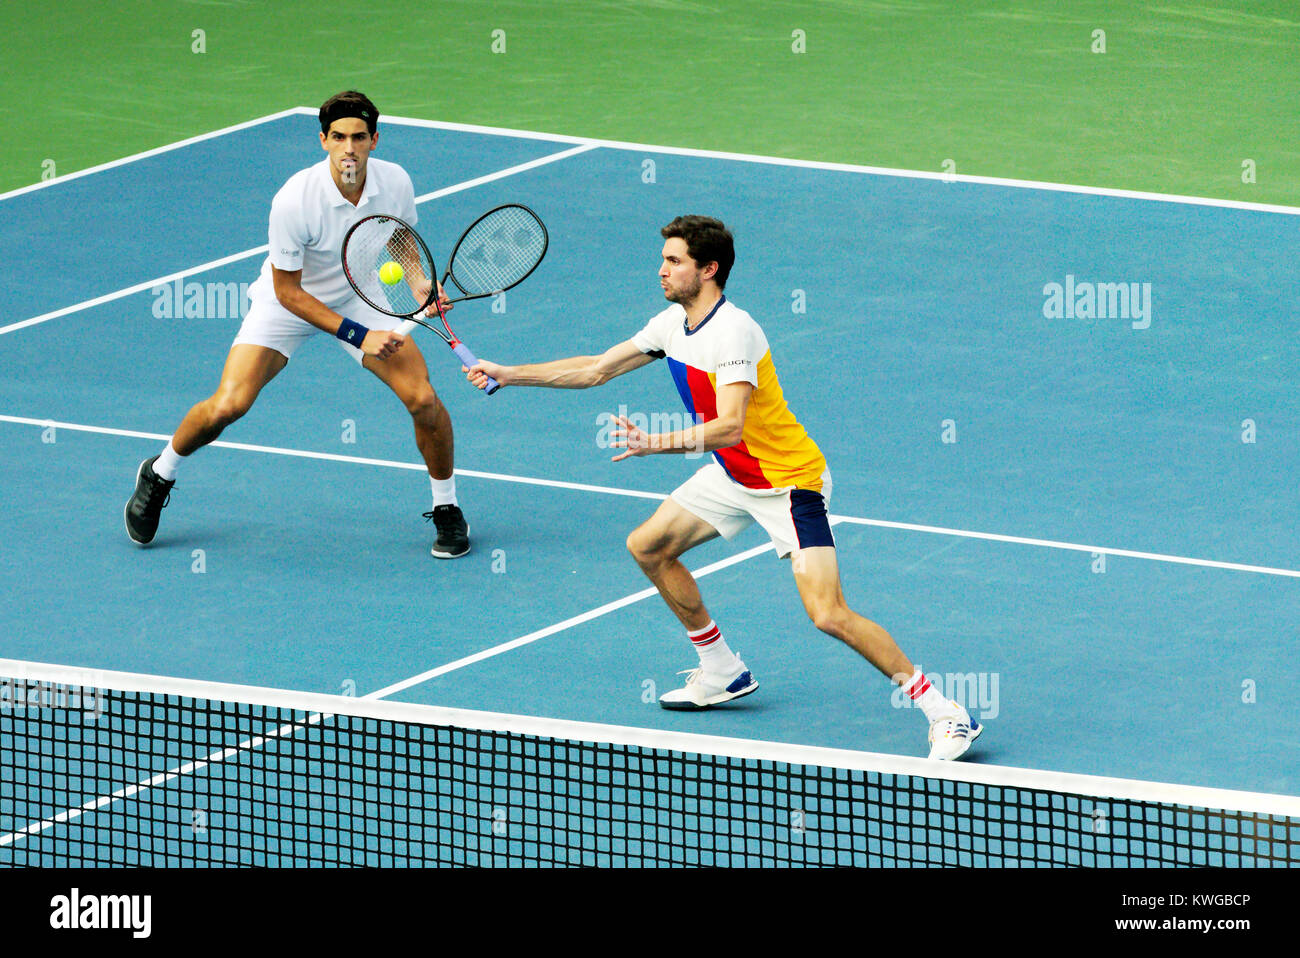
xmin=2 ymin=111 xmax=1298 ymax=864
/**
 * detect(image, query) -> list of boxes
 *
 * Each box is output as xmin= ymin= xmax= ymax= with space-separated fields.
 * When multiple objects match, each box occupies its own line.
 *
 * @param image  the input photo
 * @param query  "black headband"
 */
xmin=319 ymin=97 xmax=378 ymax=134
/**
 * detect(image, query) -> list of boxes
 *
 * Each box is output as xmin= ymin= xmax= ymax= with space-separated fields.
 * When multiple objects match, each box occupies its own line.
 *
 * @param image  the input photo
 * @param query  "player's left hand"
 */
xmin=609 ymin=415 xmax=653 ymax=462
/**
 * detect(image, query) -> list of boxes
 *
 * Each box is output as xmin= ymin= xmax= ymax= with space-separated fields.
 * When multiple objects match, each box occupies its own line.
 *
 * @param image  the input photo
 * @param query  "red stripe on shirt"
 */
xmin=685 ymin=364 xmax=772 ymax=489
xmin=685 ymin=364 xmax=717 ymax=420
xmin=715 ymin=443 xmax=772 ymax=489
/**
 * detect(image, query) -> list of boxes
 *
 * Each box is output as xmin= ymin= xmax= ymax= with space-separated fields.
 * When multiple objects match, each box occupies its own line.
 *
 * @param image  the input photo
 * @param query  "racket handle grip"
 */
xmin=396 ymin=320 xmax=417 ymax=335
xmin=451 ymin=341 xmax=500 ymax=395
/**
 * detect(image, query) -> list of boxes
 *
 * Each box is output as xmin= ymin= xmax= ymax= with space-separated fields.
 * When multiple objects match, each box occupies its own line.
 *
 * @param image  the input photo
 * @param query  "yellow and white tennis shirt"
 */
xmin=632 ymin=297 xmax=827 ymax=491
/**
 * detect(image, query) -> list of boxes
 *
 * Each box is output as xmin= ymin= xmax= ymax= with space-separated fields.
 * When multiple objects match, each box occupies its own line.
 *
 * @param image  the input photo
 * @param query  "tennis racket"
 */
xmin=340 ymin=204 xmax=548 ymax=395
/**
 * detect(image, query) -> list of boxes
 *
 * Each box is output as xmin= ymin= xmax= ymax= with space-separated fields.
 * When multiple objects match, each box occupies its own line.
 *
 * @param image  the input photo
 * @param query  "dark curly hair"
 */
xmin=661 ymin=215 xmax=735 ymax=289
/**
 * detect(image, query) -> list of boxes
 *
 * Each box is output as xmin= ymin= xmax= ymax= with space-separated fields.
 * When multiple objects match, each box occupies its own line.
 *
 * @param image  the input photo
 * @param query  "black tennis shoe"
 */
xmin=124 ymin=456 xmax=175 ymax=545
xmin=424 ymin=504 xmax=470 ymax=559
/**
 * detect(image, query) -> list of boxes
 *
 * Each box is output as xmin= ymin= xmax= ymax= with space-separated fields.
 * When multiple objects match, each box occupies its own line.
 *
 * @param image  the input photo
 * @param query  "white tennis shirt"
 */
xmin=247 ymin=156 xmax=418 ymax=309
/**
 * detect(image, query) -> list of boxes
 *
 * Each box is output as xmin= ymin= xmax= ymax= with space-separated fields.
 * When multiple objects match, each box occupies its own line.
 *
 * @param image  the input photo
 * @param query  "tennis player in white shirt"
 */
xmin=125 ymin=91 xmax=471 ymax=559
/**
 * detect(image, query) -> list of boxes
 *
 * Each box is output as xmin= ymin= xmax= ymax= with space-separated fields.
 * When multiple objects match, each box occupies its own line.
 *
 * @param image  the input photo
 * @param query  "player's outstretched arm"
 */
xmin=465 ymin=340 xmax=655 ymax=391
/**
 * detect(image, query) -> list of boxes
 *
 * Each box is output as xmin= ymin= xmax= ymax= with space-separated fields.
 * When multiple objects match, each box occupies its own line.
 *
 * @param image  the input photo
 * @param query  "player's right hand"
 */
xmin=465 ymin=360 xmax=504 ymax=390
xmin=362 ymin=328 xmax=406 ymax=360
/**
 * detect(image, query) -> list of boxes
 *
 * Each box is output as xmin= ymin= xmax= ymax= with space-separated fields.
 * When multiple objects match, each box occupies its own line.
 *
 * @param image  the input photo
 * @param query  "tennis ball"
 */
xmin=379 ymin=261 xmax=403 ymax=285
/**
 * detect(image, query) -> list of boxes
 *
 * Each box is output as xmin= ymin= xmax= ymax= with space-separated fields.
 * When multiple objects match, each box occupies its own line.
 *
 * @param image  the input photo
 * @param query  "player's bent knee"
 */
xmin=809 ymin=603 xmax=850 ymax=638
xmin=626 ymin=528 xmax=662 ymax=566
xmin=404 ymin=386 xmax=441 ymax=420
xmin=209 ymin=391 xmax=256 ymax=427
xmin=626 ymin=530 xmax=648 ymax=561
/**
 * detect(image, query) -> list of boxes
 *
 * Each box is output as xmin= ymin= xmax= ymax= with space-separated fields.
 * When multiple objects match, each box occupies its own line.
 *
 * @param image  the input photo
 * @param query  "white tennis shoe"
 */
xmin=927 ymin=701 xmax=984 ymax=761
xmin=658 ymin=663 xmax=758 ymax=710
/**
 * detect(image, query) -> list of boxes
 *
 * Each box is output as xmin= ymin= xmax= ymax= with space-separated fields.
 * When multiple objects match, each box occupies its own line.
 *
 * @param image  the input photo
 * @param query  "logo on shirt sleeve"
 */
xmin=717 ymin=359 xmax=752 ymax=369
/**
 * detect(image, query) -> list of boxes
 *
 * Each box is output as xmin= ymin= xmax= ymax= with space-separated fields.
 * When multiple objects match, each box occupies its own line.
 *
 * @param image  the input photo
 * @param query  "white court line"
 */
xmin=0 ymin=542 xmax=774 ymax=849
xmin=2 ymin=412 xmax=1296 ymax=579
xmin=413 ymin=142 xmax=597 ymax=204
xmin=0 ymin=108 xmax=306 ymax=202
xmin=10 ymin=100 xmax=1291 ymax=214
xmin=0 ymin=414 xmax=667 ymax=502
xmin=362 ymin=108 xmax=1300 ymax=217
xmin=830 ymin=516 xmax=1300 ymax=579
xmin=0 ymin=247 xmax=266 ymax=337
xmin=0 ymin=143 xmax=595 ymax=337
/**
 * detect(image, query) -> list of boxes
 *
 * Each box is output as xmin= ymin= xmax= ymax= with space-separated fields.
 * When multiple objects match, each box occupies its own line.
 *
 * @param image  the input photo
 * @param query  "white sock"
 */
xmin=899 ymin=668 xmax=956 ymax=723
xmin=153 ymin=441 xmax=184 ymax=481
xmin=431 ymin=474 xmax=457 ymax=507
xmin=687 ymin=620 xmax=740 ymax=675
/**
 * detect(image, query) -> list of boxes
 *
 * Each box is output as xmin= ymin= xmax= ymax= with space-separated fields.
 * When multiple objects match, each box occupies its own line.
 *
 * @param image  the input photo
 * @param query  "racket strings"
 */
xmin=450 ymin=206 xmax=547 ymax=296
xmin=343 ymin=217 xmax=435 ymax=316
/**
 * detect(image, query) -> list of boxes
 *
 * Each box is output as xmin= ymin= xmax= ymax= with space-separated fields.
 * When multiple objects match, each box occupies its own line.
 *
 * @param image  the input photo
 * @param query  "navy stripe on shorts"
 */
xmin=790 ymin=488 xmax=835 ymax=550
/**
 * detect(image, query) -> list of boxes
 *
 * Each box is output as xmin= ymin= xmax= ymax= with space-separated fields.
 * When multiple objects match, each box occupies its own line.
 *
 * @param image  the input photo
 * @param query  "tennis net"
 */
xmin=1 ymin=658 xmax=1296 ymax=867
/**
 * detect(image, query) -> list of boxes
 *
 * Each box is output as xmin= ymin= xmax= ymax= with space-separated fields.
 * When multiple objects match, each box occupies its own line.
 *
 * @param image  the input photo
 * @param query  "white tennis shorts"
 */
xmin=232 ymin=293 xmax=402 ymax=364
xmin=670 ymin=461 xmax=835 ymax=559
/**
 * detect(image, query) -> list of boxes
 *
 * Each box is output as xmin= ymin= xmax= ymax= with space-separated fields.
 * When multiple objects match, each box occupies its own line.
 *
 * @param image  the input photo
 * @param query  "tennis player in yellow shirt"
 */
xmin=467 ymin=216 xmax=983 ymax=760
